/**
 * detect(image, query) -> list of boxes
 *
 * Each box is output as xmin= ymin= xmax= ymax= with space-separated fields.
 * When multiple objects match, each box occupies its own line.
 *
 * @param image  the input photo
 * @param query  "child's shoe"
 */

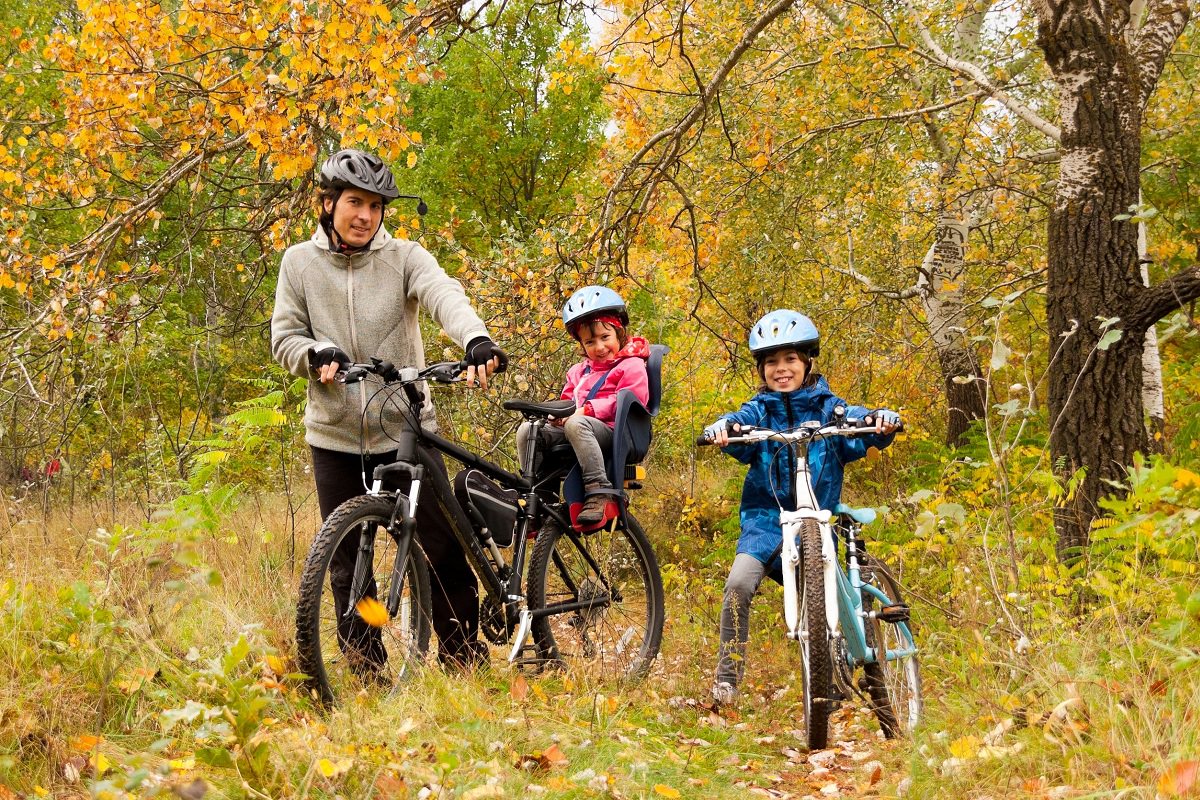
xmin=577 ymin=493 xmax=608 ymax=526
xmin=711 ymin=681 xmax=738 ymax=706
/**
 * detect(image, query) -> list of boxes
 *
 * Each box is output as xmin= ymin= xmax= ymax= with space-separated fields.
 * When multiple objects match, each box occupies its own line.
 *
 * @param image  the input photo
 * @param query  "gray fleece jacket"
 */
xmin=271 ymin=224 xmax=489 ymax=453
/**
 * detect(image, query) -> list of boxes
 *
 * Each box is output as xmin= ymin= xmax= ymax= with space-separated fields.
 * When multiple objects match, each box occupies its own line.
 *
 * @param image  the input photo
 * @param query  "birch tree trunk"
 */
xmin=920 ymin=214 xmax=987 ymax=446
xmin=1139 ymin=222 xmax=1165 ymax=452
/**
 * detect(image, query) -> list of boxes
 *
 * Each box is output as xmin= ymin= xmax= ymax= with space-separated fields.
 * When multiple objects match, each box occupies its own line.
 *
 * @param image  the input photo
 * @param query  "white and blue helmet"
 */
xmin=748 ymin=309 xmax=820 ymax=359
xmin=562 ymin=286 xmax=629 ymax=331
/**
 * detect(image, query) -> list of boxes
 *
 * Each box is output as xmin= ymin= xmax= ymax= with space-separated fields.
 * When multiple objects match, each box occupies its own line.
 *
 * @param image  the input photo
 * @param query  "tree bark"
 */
xmin=1035 ymin=0 xmax=1190 ymax=560
xmin=919 ymin=215 xmax=987 ymax=447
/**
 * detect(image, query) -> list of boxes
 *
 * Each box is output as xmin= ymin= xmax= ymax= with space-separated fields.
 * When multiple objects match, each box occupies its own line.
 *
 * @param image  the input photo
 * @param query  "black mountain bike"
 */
xmin=295 ymin=358 xmax=665 ymax=703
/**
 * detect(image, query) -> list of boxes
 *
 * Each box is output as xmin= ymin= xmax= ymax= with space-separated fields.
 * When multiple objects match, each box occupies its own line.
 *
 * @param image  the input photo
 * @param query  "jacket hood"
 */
xmin=312 ymin=222 xmax=394 ymax=255
xmin=585 ymin=335 xmax=650 ymax=369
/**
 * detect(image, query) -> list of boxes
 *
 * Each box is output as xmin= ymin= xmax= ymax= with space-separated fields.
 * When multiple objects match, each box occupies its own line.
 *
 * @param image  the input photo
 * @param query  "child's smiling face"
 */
xmin=578 ymin=322 xmax=622 ymax=362
xmin=762 ymin=348 xmax=809 ymax=391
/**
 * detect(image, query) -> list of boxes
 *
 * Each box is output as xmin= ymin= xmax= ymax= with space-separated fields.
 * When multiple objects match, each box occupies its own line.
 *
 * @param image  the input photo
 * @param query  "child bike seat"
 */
xmin=564 ymin=344 xmax=669 ymax=531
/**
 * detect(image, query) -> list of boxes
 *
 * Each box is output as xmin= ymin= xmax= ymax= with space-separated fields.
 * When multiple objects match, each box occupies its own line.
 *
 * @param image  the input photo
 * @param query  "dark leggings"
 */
xmin=311 ymin=446 xmax=484 ymax=668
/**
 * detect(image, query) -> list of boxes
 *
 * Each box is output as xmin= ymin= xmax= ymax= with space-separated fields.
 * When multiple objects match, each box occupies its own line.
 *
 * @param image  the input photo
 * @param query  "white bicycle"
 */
xmin=699 ymin=409 xmax=921 ymax=749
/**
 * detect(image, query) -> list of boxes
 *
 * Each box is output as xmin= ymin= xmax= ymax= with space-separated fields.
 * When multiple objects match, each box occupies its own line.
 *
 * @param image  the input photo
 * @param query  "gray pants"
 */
xmin=516 ymin=415 xmax=613 ymax=489
xmin=715 ymin=553 xmax=768 ymax=687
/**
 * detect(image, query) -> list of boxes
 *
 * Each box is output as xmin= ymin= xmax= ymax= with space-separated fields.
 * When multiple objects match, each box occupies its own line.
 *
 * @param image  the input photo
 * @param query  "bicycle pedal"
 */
xmin=877 ymin=603 xmax=910 ymax=624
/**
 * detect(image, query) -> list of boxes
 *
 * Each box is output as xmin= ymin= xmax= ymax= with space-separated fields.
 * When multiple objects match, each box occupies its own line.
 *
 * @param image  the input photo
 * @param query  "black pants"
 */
xmin=311 ymin=446 xmax=484 ymax=667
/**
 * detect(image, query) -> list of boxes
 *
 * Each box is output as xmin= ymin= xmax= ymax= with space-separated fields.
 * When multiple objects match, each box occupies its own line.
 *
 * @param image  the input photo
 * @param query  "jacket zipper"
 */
xmin=784 ymin=395 xmax=796 ymax=509
xmin=345 ymin=254 xmax=370 ymax=454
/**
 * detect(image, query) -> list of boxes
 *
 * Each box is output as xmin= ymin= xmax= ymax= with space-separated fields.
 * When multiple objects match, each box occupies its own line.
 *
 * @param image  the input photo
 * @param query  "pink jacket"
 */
xmin=560 ymin=337 xmax=651 ymax=427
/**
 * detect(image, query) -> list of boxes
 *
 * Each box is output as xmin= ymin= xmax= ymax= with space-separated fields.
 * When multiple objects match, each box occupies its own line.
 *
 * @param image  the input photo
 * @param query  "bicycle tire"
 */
xmin=295 ymin=494 xmax=433 ymax=704
xmin=527 ymin=514 xmax=664 ymax=681
xmin=798 ymin=519 xmax=833 ymax=750
xmin=860 ymin=554 xmax=922 ymax=737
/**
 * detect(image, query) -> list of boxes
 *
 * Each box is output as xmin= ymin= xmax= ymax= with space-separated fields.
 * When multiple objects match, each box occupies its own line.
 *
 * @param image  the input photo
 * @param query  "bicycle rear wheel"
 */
xmin=860 ymin=554 xmax=921 ymax=737
xmin=797 ymin=519 xmax=833 ymax=750
xmin=295 ymin=494 xmax=432 ymax=704
xmin=527 ymin=514 xmax=664 ymax=681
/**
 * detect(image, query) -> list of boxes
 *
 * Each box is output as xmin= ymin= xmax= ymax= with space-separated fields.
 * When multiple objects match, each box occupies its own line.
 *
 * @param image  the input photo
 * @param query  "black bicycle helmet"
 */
xmin=319 ymin=149 xmax=400 ymax=201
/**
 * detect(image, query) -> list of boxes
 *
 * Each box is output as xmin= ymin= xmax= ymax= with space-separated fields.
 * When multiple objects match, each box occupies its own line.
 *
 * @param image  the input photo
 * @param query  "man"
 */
xmin=272 ymin=148 xmax=506 ymax=668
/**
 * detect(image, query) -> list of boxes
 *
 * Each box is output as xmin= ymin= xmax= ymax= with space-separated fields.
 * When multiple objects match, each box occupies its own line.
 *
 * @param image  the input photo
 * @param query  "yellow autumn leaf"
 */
xmin=317 ymin=757 xmax=353 ymax=778
xmin=69 ymin=734 xmax=101 ymax=751
xmin=948 ymin=735 xmax=981 ymax=760
xmin=1172 ymin=468 xmax=1200 ymax=489
xmin=355 ymin=597 xmax=389 ymax=627
xmin=265 ymin=654 xmax=285 ymax=674
xmin=751 ymin=152 xmax=769 ymax=170
xmin=93 ymin=753 xmax=111 ymax=777
xmin=406 ymin=151 xmax=418 ymax=168
xmin=654 ymin=785 xmax=681 ymax=798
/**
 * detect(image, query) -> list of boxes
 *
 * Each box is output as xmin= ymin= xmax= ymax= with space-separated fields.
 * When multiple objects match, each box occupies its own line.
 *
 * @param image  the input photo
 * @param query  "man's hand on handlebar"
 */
xmin=309 ymin=344 xmax=351 ymax=385
xmin=464 ymin=337 xmax=509 ymax=391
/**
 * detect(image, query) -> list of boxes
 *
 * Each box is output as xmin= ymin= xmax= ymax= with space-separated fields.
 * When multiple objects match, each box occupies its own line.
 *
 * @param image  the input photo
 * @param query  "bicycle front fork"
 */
xmin=780 ymin=509 xmax=839 ymax=641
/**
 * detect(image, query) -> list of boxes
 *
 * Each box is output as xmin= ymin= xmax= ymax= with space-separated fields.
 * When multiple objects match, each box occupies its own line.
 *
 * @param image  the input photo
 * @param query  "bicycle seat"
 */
xmin=502 ymin=399 xmax=577 ymax=418
xmin=834 ymin=503 xmax=877 ymax=525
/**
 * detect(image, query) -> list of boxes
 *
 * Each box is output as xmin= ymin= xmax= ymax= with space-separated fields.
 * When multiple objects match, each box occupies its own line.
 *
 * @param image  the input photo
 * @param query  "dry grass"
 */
xmin=1 ymin=492 xmax=1196 ymax=798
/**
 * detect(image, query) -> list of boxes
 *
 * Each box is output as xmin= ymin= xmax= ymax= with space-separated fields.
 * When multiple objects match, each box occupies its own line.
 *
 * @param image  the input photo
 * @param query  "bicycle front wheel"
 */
xmin=797 ymin=519 xmax=833 ymax=750
xmin=860 ymin=554 xmax=922 ymax=737
xmin=527 ymin=514 xmax=664 ymax=681
xmin=295 ymin=494 xmax=433 ymax=704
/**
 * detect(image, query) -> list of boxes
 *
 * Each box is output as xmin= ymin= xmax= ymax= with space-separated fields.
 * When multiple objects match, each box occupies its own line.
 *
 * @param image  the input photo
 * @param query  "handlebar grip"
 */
xmin=695 ymin=435 xmax=715 ymax=447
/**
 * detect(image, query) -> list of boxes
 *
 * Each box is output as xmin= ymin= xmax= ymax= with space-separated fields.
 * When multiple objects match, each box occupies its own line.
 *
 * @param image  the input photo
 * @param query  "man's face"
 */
xmin=325 ymin=188 xmax=384 ymax=248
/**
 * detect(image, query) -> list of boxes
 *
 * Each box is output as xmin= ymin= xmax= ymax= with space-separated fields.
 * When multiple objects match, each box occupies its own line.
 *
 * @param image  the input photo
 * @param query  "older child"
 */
xmin=702 ymin=309 xmax=900 ymax=705
xmin=516 ymin=286 xmax=650 ymax=525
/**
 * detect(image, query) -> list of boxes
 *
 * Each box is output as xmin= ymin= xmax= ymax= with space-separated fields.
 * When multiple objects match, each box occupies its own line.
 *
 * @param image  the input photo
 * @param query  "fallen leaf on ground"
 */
xmin=1158 ymin=760 xmax=1199 ymax=797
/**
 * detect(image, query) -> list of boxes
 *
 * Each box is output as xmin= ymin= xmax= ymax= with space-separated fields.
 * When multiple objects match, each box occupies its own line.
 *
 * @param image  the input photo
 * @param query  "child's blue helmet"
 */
xmin=749 ymin=309 xmax=820 ymax=358
xmin=562 ymin=286 xmax=629 ymax=331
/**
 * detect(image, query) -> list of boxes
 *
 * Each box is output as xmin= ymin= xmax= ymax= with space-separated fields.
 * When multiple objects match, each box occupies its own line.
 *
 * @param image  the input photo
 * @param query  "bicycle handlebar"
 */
xmin=339 ymin=358 xmax=469 ymax=386
xmin=695 ymin=417 xmax=904 ymax=447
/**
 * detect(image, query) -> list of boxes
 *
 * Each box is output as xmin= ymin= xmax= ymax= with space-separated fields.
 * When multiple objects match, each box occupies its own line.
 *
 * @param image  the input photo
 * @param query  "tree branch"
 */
xmin=1132 ymin=0 xmax=1191 ymax=109
xmin=903 ymin=0 xmax=1062 ymax=141
xmin=1129 ymin=264 xmax=1200 ymax=331
xmin=595 ymin=0 xmax=800 ymax=265
xmin=59 ymin=135 xmax=249 ymax=269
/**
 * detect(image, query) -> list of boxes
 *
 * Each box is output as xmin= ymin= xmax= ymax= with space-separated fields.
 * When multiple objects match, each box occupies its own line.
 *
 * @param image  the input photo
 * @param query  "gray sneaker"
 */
xmin=711 ymin=681 xmax=738 ymax=706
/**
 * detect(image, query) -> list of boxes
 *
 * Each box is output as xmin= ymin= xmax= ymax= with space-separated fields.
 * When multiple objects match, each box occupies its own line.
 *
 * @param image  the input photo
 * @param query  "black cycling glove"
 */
xmin=465 ymin=336 xmax=509 ymax=373
xmin=308 ymin=344 xmax=351 ymax=373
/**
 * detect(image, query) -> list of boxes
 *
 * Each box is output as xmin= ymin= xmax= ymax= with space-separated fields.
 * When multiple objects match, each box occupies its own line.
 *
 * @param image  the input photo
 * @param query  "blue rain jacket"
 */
xmin=718 ymin=376 xmax=895 ymax=569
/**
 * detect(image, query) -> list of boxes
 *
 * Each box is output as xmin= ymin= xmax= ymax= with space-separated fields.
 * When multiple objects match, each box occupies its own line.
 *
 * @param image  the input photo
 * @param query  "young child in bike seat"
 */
xmin=701 ymin=309 xmax=901 ymax=706
xmin=516 ymin=285 xmax=650 ymax=527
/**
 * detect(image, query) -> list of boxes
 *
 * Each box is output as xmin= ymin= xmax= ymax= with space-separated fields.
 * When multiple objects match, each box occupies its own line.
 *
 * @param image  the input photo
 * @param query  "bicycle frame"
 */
xmin=351 ymin=365 xmax=606 ymax=664
xmin=749 ymin=422 xmax=917 ymax=670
